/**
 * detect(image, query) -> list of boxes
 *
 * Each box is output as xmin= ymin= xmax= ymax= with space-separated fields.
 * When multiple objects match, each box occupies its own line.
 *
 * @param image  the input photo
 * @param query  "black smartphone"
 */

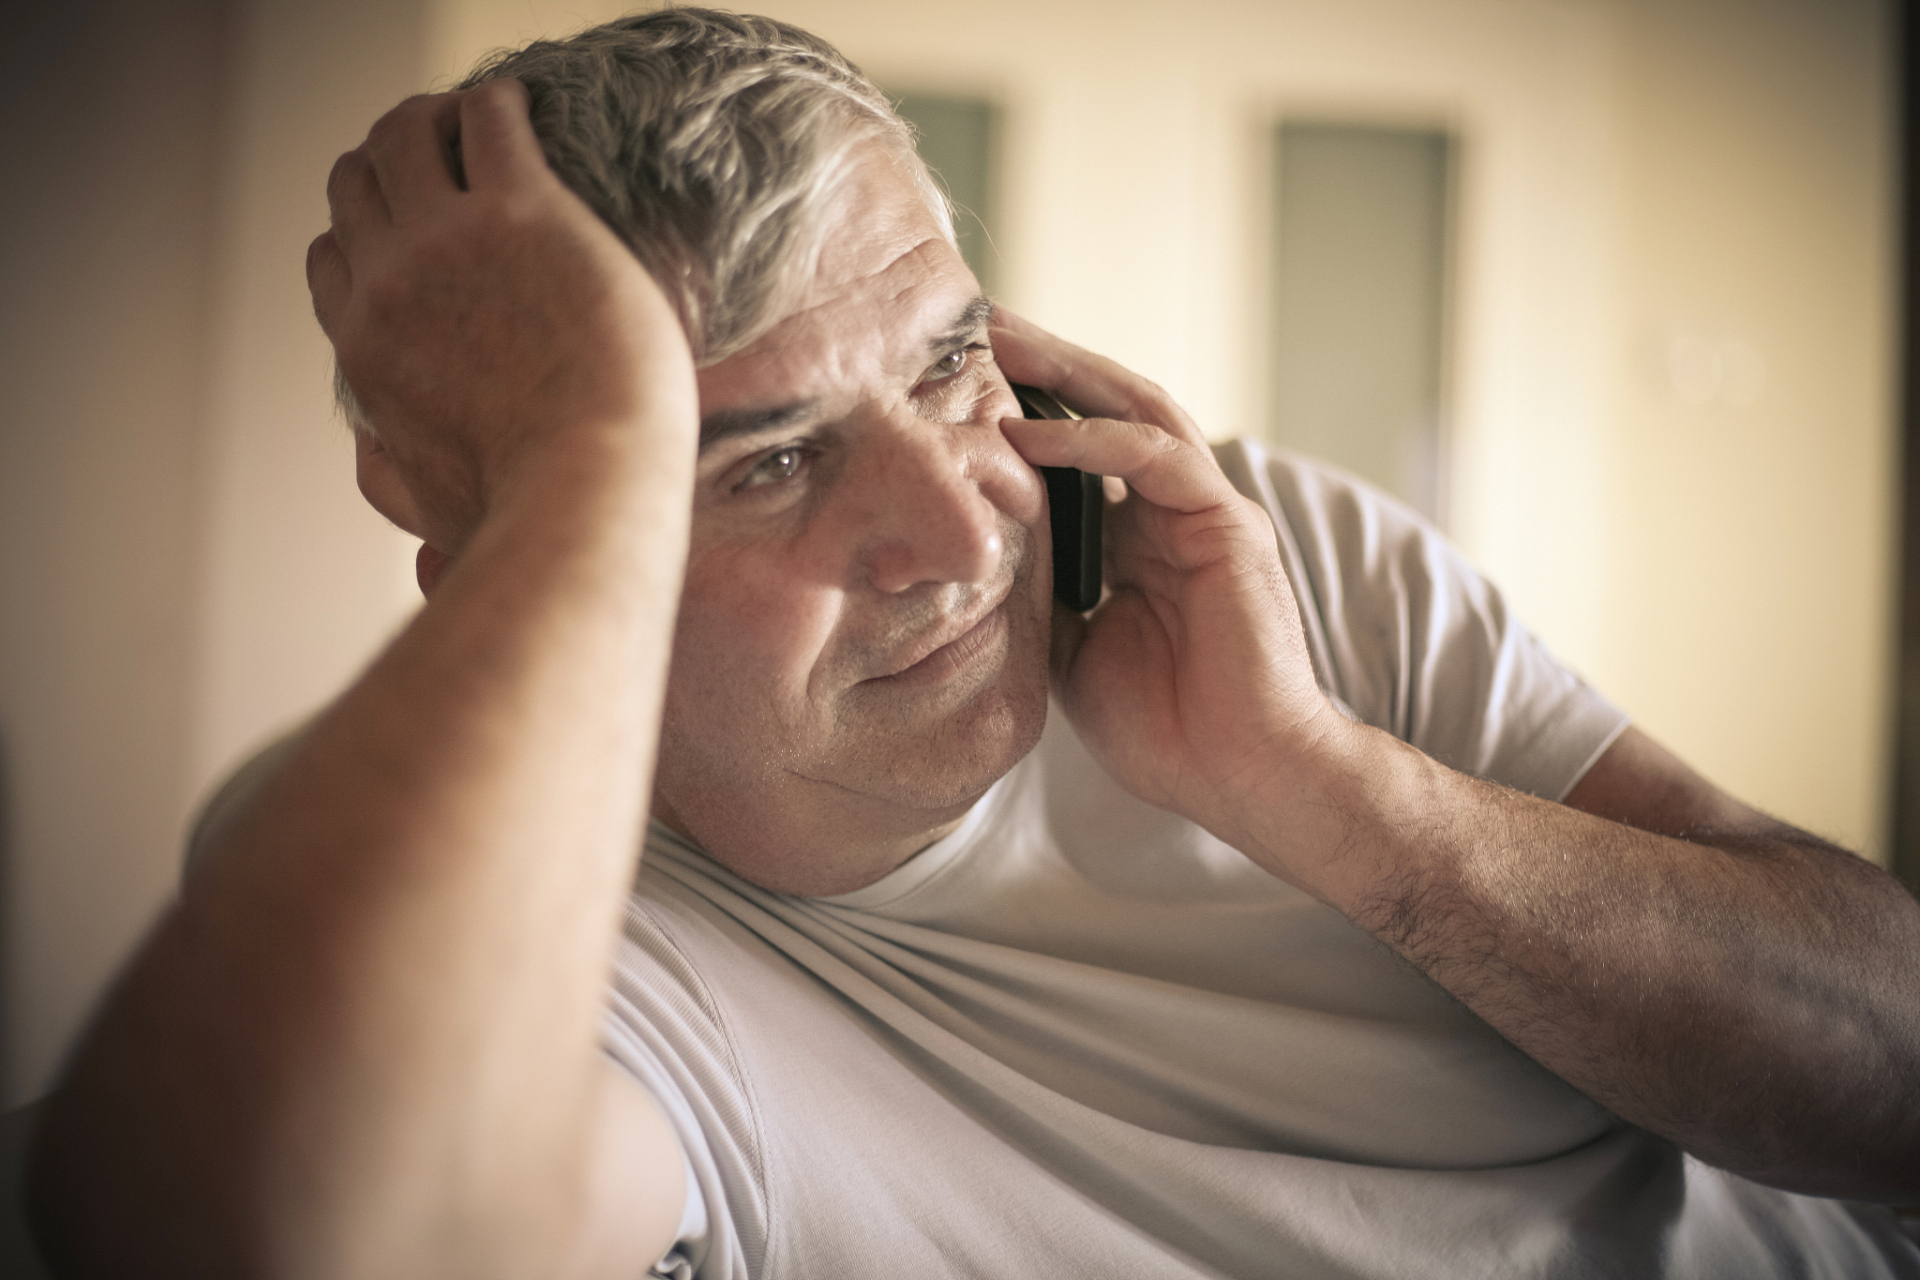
xmin=1010 ymin=384 xmax=1102 ymax=611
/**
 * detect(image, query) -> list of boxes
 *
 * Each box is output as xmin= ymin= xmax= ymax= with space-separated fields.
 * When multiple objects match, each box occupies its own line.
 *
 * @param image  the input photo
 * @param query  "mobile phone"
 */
xmin=1011 ymin=383 xmax=1102 ymax=611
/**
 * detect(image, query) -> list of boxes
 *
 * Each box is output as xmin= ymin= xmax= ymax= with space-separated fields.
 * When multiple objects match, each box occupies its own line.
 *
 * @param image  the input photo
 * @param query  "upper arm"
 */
xmin=182 ymin=726 xmax=311 ymax=881
xmin=570 ymin=1057 xmax=689 ymax=1280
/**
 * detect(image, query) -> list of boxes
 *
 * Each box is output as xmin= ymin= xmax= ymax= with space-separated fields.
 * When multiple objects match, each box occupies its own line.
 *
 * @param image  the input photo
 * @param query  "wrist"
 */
xmin=1227 ymin=717 xmax=1453 ymax=914
xmin=486 ymin=425 xmax=693 ymax=575
xmin=487 ymin=353 xmax=699 ymax=517
xmin=427 ymin=386 xmax=697 ymax=563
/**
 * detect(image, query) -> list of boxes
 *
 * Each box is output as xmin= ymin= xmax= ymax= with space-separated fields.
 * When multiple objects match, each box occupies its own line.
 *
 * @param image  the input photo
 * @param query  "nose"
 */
xmin=848 ymin=419 xmax=1003 ymax=593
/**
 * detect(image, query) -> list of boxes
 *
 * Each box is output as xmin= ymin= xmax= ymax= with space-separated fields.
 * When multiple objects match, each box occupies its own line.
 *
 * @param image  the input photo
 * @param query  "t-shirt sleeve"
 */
xmin=602 ymin=891 xmax=767 ymax=1280
xmin=1215 ymin=439 xmax=1627 ymax=801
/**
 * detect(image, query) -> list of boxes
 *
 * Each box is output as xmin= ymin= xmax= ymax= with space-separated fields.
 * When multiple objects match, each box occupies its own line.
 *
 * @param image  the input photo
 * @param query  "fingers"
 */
xmin=990 ymin=307 xmax=1207 ymax=450
xmin=1004 ymin=415 xmax=1235 ymax=515
xmin=361 ymin=92 xmax=468 ymax=218
xmin=329 ymin=82 xmax=534 ymax=250
xmin=991 ymin=306 xmax=1231 ymax=514
xmin=457 ymin=79 xmax=551 ymax=192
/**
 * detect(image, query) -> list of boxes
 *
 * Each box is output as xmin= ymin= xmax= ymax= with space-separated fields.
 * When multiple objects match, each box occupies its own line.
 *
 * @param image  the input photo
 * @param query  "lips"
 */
xmin=870 ymin=588 xmax=1012 ymax=684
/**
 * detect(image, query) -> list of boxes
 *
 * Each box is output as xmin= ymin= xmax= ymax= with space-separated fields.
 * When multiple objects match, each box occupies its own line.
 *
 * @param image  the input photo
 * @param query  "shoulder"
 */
xmin=1212 ymin=436 xmax=1470 ymax=620
xmin=181 ymin=723 xmax=314 ymax=880
xmin=1210 ymin=436 xmax=1493 ymax=712
xmin=1212 ymin=437 xmax=1625 ymax=800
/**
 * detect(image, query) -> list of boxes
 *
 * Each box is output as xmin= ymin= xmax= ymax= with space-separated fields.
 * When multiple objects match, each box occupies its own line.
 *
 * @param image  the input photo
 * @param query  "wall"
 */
xmin=1599 ymin=0 xmax=1893 ymax=853
xmin=0 ymin=0 xmax=226 ymax=1105
xmin=184 ymin=0 xmax=429 ymax=801
xmin=0 ymin=0 xmax=1896 ymax=1102
xmin=0 ymin=0 xmax=430 ymax=1104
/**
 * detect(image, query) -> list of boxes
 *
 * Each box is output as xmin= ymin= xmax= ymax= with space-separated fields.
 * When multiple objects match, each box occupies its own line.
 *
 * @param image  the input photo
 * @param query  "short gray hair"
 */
xmin=338 ymin=8 xmax=953 ymax=432
xmin=462 ymin=6 xmax=950 ymax=365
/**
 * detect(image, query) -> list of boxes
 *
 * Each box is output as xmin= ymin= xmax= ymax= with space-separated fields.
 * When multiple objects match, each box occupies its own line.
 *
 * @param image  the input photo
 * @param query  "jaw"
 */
xmin=651 ymin=535 xmax=1055 ymax=895
xmin=650 ymin=651 xmax=1049 ymax=896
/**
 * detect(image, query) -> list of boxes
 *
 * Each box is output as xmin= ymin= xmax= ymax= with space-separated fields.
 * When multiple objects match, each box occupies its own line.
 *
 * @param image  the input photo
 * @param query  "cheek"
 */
xmin=667 ymin=540 xmax=843 ymax=717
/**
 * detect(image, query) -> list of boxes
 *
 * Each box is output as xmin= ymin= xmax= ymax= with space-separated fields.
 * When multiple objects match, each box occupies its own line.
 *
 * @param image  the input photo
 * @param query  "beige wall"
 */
xmin=1598 ymin=0 xmax=1893 ymax=856
xmin=0 ymin=0 xmax=429 ymax=1104
xmin=186 ymin=0 xmax=428 ymax=800
xmin=0 ymin=0 xmax=225 ymax=1106
xmin=0 ymin=0 xmax=1895 ymax=1103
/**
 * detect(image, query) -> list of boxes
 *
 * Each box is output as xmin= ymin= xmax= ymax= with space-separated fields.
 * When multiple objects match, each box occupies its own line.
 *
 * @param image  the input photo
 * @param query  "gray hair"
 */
xmin=339 ymin=7 xmax=953 ymax=431
xmin=459 ymin=7 xmax=951 ymax=365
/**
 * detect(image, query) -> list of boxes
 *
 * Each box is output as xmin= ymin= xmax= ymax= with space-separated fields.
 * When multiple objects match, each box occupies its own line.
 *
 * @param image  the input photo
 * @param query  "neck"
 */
xmin=648 ymin=786 xmax=976 ymax=897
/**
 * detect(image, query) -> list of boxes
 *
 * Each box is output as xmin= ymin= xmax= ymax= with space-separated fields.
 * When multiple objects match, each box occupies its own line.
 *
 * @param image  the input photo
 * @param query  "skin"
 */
xmin=647 ymin=151 xmax=1054 ymax=894
xmin=24 ymin=77 xmax=1920 ymax=1280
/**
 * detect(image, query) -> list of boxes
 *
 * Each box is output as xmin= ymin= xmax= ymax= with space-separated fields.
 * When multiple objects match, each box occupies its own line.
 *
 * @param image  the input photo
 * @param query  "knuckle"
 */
xmin=360 ymin=269 xmax=416 ymax=321
xmin=368 ymin=93 xmax=436 ymax=141
xmin=1144 ymin=423 xmax=1185 ymax=459
xmin=364 ymin=112 xmax=402 ymax=149
xmin=484 ymin=191 xmax=539 ymax=230
xmin=470 ymin=78 xmax=516 ymax=105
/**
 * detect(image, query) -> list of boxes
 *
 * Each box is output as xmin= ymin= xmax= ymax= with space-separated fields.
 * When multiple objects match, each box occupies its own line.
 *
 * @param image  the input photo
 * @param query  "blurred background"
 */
xmin=0 ymin=0 xmax=1900 ymax=1106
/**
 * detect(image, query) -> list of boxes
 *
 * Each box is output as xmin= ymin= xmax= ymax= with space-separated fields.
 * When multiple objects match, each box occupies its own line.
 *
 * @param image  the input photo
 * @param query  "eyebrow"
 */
xmin=696 ymin=295 xmax=996 ymax=453
xmin=698 ymin=399 xmax=819 ymax=452
xmin=933 ymin=296 xmax=995 ymax=354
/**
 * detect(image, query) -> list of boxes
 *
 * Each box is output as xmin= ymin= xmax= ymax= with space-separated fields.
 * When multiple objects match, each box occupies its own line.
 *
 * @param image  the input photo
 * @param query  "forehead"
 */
xmin=696 ymin=150 xmax=981 ymax=412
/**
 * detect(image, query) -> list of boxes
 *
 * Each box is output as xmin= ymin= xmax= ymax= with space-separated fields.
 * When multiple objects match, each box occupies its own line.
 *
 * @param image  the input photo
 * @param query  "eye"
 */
xmin=737 ymin=445 xmax=808 ymax=490
xmin=922 ymin=347 xmax=971 ymax=383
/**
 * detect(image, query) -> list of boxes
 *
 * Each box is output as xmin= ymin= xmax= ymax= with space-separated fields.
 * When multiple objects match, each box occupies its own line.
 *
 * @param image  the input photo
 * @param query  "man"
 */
xmin=25 ymin=9 xmax=1920 ymax=1278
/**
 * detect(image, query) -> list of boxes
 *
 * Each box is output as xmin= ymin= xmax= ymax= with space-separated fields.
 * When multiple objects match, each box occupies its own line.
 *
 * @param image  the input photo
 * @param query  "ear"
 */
xmin=356 ymin=431 xmax=456 ymax=598
xmin=416 ymin=542 xmax=453 ymax=596
xmin=354 ymin=429 xmax=427 ymax=536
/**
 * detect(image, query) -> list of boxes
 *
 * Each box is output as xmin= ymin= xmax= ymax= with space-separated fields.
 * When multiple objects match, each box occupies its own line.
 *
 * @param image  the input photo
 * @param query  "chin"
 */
xmin=652 ymin=590 xmax=1052 ymax=886
xmin=861 ymin=675 xmax=1050 ymax=810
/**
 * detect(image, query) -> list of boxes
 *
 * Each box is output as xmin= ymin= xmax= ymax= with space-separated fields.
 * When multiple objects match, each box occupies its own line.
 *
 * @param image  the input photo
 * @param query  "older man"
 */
xmin=27 ymin=10 xmax=1920 ymax=1279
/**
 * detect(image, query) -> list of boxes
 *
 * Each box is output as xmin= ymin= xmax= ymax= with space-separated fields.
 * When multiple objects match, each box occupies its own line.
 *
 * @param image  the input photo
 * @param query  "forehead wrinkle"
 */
xmin=812 ymin=234 xmax=962 ymax=344
xmin=696 ymin=196 xmax=978 ymax=430
xmin=767 ymin=239 xmax=976 ymax=391
xmin=862 ymin=256 xmax=985 ymax=372
xmin=736 ymin=232 xmax=945 ymax=364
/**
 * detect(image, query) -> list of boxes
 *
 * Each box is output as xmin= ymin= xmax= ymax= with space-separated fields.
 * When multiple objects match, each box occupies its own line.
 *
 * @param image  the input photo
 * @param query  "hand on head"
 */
xmin=308 ymin=80 xmax=697 ymax=559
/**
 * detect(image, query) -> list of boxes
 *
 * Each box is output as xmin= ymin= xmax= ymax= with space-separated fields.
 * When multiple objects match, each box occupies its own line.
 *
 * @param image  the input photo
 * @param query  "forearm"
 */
xmin=1250 ymin=722 xmax=1920 ymax=1200
xmin=28 ymin=427 xmax=692 ymax=1277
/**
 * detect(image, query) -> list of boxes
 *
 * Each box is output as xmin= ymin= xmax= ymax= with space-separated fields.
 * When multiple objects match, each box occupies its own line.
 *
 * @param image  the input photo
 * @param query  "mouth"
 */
xmin=869 ymin=591 xmax=1012 ymax=686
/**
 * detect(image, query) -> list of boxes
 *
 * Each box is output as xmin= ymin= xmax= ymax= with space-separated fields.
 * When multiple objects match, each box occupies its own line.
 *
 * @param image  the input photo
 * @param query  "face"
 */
xmin=651 ymin=148 xmax=1054 ymax=895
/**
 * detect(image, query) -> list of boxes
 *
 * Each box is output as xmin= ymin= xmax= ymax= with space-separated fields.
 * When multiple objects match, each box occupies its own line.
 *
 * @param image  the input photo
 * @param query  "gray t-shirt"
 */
xmin=609 ymin=441 xmax=1918 ymax=1279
